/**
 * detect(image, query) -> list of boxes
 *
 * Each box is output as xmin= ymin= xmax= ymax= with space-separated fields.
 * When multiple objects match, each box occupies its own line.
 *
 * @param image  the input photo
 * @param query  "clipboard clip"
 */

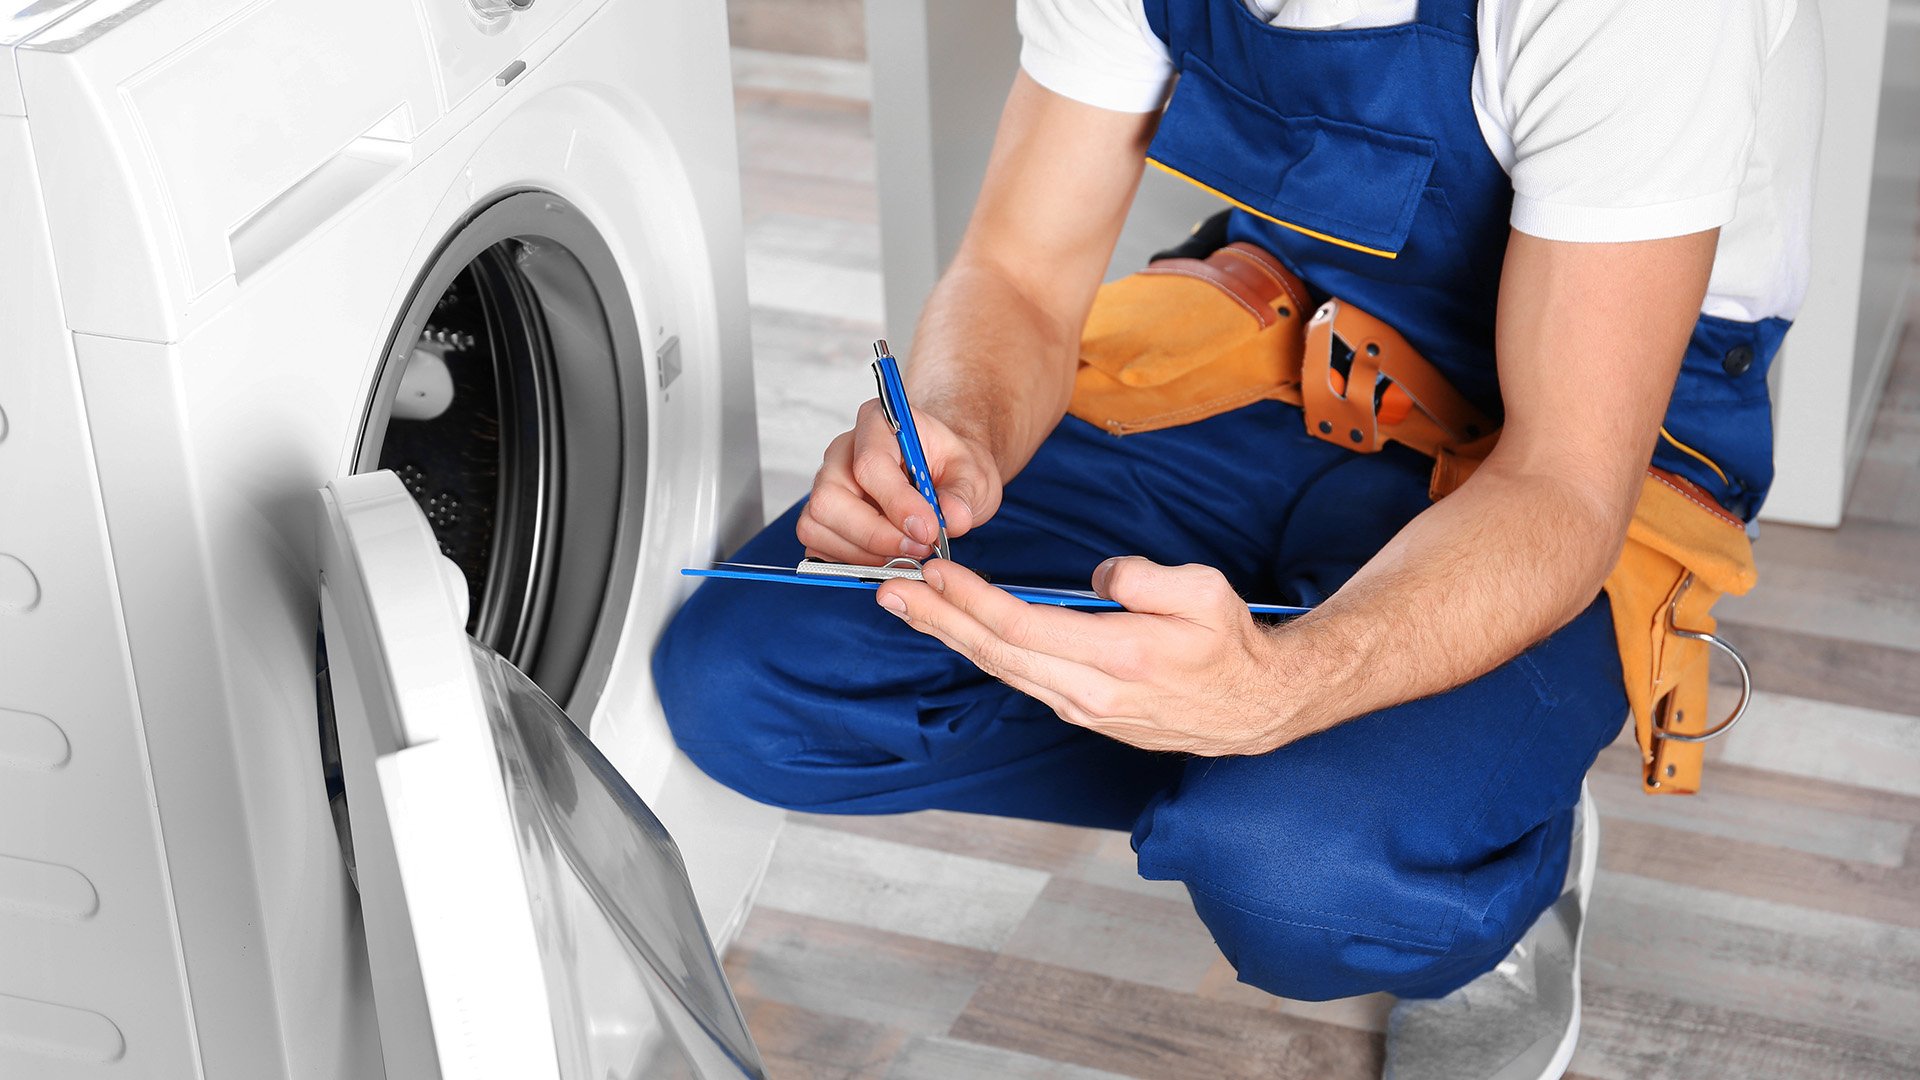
xmin=796 ymin=556 xmax=927 ymax=583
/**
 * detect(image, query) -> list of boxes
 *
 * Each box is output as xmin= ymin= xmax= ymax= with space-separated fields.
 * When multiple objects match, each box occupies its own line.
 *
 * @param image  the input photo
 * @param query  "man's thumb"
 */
xmin=939 ymin=466 xmax=996 ymax=535
xmin=1094 ymin=557 xmax=1240 ymax=618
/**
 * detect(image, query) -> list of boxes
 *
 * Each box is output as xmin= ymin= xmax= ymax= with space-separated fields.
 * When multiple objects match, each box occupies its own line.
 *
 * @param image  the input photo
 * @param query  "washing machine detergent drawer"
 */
xmin=318 ymin=470 xmax=764 ymax=1080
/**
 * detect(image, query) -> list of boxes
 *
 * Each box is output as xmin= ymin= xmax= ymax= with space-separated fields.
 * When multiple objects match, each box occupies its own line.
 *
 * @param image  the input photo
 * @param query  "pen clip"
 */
xmin=870 ymin=362 xmax=902 ymax=433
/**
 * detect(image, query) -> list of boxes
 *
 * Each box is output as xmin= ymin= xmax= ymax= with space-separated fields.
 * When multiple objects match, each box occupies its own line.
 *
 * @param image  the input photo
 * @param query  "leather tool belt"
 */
xmin=1069 ymin=241 xmax=1755 ymax=794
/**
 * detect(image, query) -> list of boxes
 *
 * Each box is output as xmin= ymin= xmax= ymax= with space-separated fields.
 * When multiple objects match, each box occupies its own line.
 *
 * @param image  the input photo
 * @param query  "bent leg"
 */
xmin=654 ymin=503 xmax=1181 ymax=829
xmin=1133 ymin=596 xmax=1627 ymax=1001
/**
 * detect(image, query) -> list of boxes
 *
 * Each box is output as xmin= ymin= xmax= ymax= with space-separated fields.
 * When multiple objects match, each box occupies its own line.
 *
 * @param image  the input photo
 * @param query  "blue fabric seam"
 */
xmin=1450 ymin=658 xmax=1555 ymax=860
xmin=1144 ymin=859 xmax=1456 ymax=949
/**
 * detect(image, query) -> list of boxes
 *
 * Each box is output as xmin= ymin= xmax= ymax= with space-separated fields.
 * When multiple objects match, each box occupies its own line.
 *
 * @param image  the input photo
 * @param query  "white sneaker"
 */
xmin=1381 ymin=781 xmax=1598 ymax=1080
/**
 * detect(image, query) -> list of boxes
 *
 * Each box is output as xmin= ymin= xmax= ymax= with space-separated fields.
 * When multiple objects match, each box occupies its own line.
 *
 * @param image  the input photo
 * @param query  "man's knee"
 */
xmin=1181 ymin=879 xmax=1524 ymax=1002
xmin=651 ymin=572 xmax=829 ymax=804
xmin=653 ymin=551 xmax=1002 ymax=813
xmin=1134 ymin=760 xmax=1570 ymax=1001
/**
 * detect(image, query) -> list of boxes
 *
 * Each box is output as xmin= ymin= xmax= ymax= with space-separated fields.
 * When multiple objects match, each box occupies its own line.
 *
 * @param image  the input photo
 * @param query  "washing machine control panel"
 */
xmin=468 ymin=0 xmax=538 ymax=19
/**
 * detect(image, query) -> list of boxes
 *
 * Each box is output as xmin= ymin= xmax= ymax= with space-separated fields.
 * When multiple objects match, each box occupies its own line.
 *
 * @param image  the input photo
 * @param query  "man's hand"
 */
xmin=876 ymin=556 xmax=1299 ymax=755
xmin=797 ymin=400 xmax=1004 ymax=564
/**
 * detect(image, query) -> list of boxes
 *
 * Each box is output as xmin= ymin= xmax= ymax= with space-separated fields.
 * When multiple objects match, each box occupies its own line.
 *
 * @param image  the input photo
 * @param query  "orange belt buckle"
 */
xmin=1301 ymin=299 xmax=1493 ymax=457
xmin=1326 ymin=368 xmax=1415 ymax=426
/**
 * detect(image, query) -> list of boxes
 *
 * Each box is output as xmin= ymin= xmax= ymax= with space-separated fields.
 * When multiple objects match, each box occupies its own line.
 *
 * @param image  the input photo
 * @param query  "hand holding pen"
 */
xmin=793 ymin=339 xmax=1004 ymax=566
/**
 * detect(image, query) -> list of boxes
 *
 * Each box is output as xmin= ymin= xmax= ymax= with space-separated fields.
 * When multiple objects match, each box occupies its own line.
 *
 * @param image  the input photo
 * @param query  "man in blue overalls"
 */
xmin=659 ymin=0 xmax=1820 ymax=1074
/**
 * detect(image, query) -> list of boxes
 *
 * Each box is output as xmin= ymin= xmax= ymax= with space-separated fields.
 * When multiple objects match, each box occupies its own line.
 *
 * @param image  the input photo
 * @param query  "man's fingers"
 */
xmin=879 ymin=574 xmax=1105 ymax=701
xmin=847 ymin=401 xmax=947 ymax=548
xmin=915 ymin=560 xmax=1153 ymax=675
xmin=803 ymin=480 xmax=932 ymax=560
xmin=878 ymin=563 xmax=1269 ymax=749
xmin=794 ymin=505 xmax=885 ymax=565
xmin=852 ymin=447 xmax=941 ymax=547
xmin=925 ymin=437 xmax=991 ymax=537
xmin=886 ymin=599 xmax=1085 ymax=719
xmin=937 ymin=490 xmax=976 ymax=537
xmin=932 ymin=454 xmax=994 ymax=538
xmin=887 ymin=590 xmax=1154 ymax=742
xmin=802 ymin=428 xmax=912 ymax=562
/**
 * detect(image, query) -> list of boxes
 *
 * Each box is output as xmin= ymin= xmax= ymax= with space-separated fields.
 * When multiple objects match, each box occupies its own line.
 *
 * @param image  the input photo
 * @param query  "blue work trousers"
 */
xmin=654 ymin=401 xmax=1627 ymax=1001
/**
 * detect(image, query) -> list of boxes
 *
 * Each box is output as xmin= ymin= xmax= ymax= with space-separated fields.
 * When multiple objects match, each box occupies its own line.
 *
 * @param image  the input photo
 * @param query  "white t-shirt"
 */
xmin=1017 ymin=0 xmax=1823 ymax=323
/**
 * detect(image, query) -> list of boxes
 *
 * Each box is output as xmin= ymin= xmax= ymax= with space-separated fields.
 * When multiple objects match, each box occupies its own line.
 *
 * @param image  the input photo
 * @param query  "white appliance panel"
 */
xmin=0 ymin=115 xmax=198 ymax=1079
xmin=3 ymin=0 xmax=778 ymax=1076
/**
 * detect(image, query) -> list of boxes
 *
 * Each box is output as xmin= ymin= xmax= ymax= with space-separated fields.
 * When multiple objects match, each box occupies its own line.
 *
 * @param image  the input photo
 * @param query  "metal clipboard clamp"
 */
xmin=797 ymin=557 xmax=932 ymax=582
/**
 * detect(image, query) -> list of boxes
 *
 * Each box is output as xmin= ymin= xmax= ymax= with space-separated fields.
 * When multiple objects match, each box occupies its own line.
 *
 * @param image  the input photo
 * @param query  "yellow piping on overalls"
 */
xmin=1658 ymin=426 xmax=1729 ymax=486
xmin=1147 ymin=159 xmax=1401 ymax=260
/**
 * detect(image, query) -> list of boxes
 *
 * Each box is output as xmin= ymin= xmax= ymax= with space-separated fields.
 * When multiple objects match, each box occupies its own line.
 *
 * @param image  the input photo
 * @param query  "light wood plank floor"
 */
xmin=720 ymin=49 xmax=1920 ymax=1080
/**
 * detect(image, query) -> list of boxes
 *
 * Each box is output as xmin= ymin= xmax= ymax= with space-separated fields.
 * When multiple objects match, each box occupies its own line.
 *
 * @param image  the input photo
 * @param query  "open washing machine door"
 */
xmin=317 ymin=469 xmax=764 ymax=1080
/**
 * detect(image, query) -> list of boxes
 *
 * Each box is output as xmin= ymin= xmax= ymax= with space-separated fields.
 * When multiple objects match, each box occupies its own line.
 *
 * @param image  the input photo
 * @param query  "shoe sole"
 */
xmin=1538 ymin=780 xmax=1598 ymax=1080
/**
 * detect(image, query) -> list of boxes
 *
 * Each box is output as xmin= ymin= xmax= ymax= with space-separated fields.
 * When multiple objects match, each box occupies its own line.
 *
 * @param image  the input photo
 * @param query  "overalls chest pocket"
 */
xmin=1148 ymin=56 xmax=1483 ymax=290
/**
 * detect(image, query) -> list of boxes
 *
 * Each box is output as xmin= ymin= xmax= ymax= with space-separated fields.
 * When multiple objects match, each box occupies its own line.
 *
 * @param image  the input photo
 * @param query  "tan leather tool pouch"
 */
xmin=1069 ymin=243 xmax=1311 ymax=435
xmin=1602 ymin=468 xmax=1758 ymax=794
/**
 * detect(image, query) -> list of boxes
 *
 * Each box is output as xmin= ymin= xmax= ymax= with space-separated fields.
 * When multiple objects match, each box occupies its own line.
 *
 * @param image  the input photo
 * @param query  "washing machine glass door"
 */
xmin=317 ymin=469 xmax=765 ymax=1080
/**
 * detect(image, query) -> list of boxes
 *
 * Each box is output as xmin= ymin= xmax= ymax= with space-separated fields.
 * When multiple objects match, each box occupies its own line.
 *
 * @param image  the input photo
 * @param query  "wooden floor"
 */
xmin=720 ymin=49 xmax=1920 ymax=1080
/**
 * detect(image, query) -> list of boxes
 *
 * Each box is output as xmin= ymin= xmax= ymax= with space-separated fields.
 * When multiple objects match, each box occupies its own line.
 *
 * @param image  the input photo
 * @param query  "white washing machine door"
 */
xmin=317 ymin=470 xmax=764 ymax=1080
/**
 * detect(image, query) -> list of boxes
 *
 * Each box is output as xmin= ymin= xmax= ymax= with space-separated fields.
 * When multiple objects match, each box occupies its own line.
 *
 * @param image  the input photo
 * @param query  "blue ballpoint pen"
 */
xmin=870 ymin=339 xmax=951 ymax=562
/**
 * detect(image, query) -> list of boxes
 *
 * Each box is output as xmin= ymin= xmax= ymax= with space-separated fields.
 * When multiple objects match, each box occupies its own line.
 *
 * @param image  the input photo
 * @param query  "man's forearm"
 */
xmin=904 ymin=256 xmax=1083 ymax=484
xmin=1259 ymin=230 xmax=1715 ymax=747
xmin=891 ymin=72 xmax=1155 ymax=486
xmin=1265 ymin=461 xmax=1633 ymax=742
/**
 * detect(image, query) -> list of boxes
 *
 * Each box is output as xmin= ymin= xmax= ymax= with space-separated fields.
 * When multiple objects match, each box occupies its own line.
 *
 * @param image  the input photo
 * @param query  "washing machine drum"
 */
xmin=356 ymin=191 xmax=645 ymax=713
xmin=317 ymin=469 xmax=764 ymax=1080
xmin=312 ymin=195 xmax=763 ymax=1077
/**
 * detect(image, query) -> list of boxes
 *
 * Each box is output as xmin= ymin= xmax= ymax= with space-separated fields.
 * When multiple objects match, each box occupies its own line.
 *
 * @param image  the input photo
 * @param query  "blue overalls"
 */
xmin=655 ymin=0 xmax=1783 ymax=1001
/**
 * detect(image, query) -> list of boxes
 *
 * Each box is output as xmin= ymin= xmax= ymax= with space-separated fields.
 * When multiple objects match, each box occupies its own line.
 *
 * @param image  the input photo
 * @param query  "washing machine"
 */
xmin=2 ymin=0 xmax=783 ymax=1076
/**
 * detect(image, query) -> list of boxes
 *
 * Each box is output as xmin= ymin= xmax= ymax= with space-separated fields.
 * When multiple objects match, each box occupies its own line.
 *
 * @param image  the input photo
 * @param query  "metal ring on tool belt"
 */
xmin=1653 ymin=573 xmax=1752 ymax=743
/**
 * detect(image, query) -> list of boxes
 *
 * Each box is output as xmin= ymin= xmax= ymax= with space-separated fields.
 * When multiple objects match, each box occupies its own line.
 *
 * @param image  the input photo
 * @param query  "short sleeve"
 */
xmin=1474 ymin=0 xmax=1782 ymax=243
xmin=1017 ymin=0 xmax=1176 ymax=113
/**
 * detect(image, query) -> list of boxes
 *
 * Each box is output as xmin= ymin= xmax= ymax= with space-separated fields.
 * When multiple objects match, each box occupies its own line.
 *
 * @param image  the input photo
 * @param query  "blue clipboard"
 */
xmin=682 ymin=561 xmax=1311 ymax=616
